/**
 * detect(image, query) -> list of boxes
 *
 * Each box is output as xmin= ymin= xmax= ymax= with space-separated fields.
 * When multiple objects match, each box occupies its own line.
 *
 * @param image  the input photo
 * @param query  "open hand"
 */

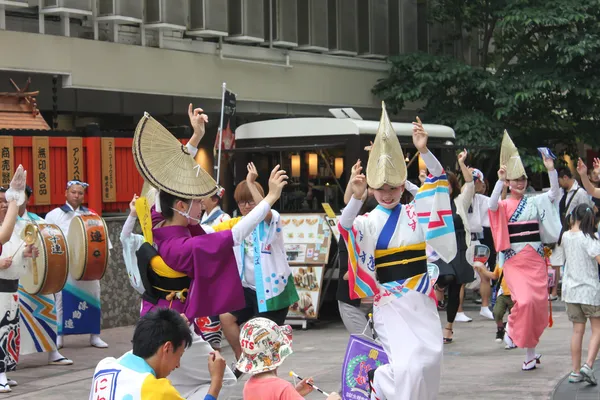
xmin=542 ymin=155 xmax=555 ymax=171
xmin=457 ymin=149 xmax=468 ymax=164
xmin=364 ymin=141 xmax=374 ymax=152
xmin=295 ymin=377 xmax=315 ymax=397
xmin=10 ymin=165 xmax=26 ymax=192
xmin=266 ymin=165 xmax=289 ymax=202
xmin=0 ymin=257 xmax=12 ymax=270
xmin=350 ymin=160 xmax=361 ymax=179
xmin=498 ymin=165 xmax=507 ymax=181
xmin=246 ymin=162 xmax=259 ymax=184
xmin=577 ymin=158 xmax=588 ymax=176
xmin=129 ymin=194 xmax=139 ymax=217
xmin=412 ymin=117 xmax=429 ymax=152
xmin=188 ymin=103 xmax=209 ymax=137
xmin=351 ymin=173 xmax=367 ymax=200
xmin=593 ymin=157 xmax=600 ymax=176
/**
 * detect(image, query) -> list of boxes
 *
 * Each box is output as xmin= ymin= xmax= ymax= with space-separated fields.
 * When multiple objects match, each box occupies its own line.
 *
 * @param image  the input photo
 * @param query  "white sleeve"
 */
xmin=186 ymin=142 xmax=198 ymax=158
xmin=230 ymin=201 xmax=271 ymax=246
xmin=44 ymin=209 xmax=59 ymax=224
xmin=340 ymin=196 xmax=364 ymax=229
xmin=419 ymin=150 xmax=443 ymax=177
xmin=488 ymin=180 xmax=505 ymax=211
xmin=120 ymin=215 xmax=137 ymax=241
xmin=405 ymin=181 xmax=420 ymax=196
xmin=586 ymin=236 xmax=600 ymax=259
xmin=547 ymin=170 xmax=560 ymax=203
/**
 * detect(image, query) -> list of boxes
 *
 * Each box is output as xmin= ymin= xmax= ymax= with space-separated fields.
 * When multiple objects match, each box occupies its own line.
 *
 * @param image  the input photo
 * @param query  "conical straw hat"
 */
xmin=133 ymin=113 xmax=218 ymax=199
xmin=366 ymin=102 xmax=407 ymax=189
xmin=500 ymin=130 xmax=527 ymax=180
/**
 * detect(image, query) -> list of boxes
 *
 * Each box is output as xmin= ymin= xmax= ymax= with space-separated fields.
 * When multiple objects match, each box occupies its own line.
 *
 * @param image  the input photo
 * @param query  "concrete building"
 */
xmin=0 ymin=0 xmax=434 ymax=133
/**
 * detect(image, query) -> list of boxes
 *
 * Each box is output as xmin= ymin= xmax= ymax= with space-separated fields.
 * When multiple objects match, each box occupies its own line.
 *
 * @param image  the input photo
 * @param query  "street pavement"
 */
xmin=3 ymin=301 xmax=593 ymax=399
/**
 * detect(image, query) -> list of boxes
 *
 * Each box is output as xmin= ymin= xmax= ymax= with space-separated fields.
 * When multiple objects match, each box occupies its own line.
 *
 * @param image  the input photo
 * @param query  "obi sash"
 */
xmin=136 ymin=243 xmax=190 ymax=305
xmin=508 ymin=221 xmax=540 ymax=244
xmin=374 ymin=243 xmax=428 ymax=284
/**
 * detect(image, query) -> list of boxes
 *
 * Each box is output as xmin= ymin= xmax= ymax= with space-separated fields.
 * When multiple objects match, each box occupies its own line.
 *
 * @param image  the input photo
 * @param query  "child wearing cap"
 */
xmin=239 ymin=317 xmax=341 ymax=400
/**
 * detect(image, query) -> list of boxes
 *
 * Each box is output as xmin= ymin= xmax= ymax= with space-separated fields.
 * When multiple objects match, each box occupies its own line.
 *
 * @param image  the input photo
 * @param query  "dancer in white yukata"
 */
xmin=339 ymin=103 xmax=457 ymax=400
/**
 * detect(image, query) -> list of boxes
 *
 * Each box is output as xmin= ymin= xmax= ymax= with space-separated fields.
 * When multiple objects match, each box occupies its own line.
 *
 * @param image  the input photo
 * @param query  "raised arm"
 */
xmin=344 ymin=160 xmax=362 ymax=205
xmin=230 ymin=165 xmax=287 ymax=245
xmin=577 ymin=158 xmax=600 ymax=199
xmin=488 ymin=166 xmax=507 ymax=212
xmin=120 ymin=195 xmax=139 ymax=240
xmin=413 ymin=117 xmax=443 ymax=177
xmin=340 ymin=161 xmax=367 ymax=228
xmin=457 ymin=149 xmax=475 ymax=209
xmin=542 ymin=155 xmax=559 ymax=202
xmin=185 ymin=103 xmax=208 ymax=158
xmin=0 ymin=165 xmax=27 ymax=245
xmin=244 ymin=162 xmax=274 ymax=224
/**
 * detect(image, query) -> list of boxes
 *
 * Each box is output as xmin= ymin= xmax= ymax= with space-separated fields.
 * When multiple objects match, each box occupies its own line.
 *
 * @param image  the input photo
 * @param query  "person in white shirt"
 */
xmin=200 ymin=186 xmax=231 ymax=227
xmin=462 ymin=168 xmax=495 ymax=321
xmin=14 ymin=187 xmax=73 ymax=366
xmin=45 ymin=180 xmax=110 ymax=349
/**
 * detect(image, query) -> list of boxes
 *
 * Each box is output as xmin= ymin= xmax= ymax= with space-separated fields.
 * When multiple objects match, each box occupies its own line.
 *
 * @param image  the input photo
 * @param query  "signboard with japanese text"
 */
xmin=101 ymin=138 xmax=116 ymax=202
xmin=281 ymin=214 xmax=332 ymax=265
xmin=0 ymin=137 xmax=13 ymax=188
xmin=32 ymin=136 xmax=51 ymax=205
xmin=67 ymin=137 xmax=84 ymax=182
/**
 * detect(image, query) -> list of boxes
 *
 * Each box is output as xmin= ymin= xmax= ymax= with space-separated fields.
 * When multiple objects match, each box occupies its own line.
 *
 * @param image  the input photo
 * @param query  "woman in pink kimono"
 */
xmin=488 ymin=132 xmax=561 ymax=371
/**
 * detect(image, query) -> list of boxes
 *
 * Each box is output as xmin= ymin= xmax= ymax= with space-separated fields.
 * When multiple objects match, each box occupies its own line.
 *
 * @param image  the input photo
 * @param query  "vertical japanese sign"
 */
xmin=67 ymin=137 xmax=84 ymax=182
xmin=32 ymin=136 xmax=51 ymax=205
xmin=0 ymin=137 xmax=13 ymax=188
xmin=101 ymin=137 xmax=116 ymax=202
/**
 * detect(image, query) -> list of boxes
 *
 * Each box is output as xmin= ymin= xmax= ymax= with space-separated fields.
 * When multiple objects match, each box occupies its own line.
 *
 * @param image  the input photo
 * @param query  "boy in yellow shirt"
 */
xmin=474 ymin=255 xmax=515 ymax=348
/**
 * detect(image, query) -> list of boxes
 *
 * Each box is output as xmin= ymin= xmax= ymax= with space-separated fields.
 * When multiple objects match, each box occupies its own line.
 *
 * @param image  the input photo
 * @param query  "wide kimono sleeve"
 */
xmin=487 ymin=180 xmax=511 ymax=252
xmin=158 ymin=229 xmax=245 ymax=319
xmin=119 ymin=215 xmax=145 ymax=295
xmin=413 ymin=151 xmax=457 ymax=263
xmin=338 ymin=196 xmax=378 ymax=299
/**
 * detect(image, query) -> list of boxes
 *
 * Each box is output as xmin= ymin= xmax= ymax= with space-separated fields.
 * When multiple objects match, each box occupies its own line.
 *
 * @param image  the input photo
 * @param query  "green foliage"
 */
xmin=373 ymin=0 xmax=600 ymax=168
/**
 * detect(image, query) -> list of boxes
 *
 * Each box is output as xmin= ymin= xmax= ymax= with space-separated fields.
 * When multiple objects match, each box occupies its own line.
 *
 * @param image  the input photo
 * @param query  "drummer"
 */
xmin=45 ymin=180 xmax=110 ymax=349
xmin=14 ymin=186 xmax=73 ymax=366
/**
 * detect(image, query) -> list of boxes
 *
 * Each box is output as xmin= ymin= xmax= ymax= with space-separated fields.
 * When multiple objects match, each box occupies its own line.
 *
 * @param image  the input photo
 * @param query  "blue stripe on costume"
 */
xmin=425 ymin=214 xmax=455 ymax=240
xmin=376 ymin=205 xmax=401 ymax=250
xmin=347 ymin=229 xmax=375 ymax=297
xmin=254 ymin=225 xmax=267 ymax=313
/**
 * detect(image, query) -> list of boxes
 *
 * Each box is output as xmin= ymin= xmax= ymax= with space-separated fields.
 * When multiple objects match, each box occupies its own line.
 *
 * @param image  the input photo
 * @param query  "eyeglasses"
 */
xmin=237 ymin=201 xmax=256 ymax=207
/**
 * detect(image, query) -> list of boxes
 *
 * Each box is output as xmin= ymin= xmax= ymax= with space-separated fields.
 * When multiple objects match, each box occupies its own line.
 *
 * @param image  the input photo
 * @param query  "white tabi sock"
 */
xmin=0 ymin=373 xmax=7 ymax=386
xmin=525 ymin=347 xmax=536 ymax=362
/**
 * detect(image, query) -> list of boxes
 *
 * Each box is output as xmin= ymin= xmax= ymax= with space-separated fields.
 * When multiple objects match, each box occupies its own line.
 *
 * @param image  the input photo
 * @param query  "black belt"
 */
xmin=0 ymin=278 xmax=18 ymax=293
xmin=375 ymin=249 xmax=428 ymax=284
xmin=508 ymin=222 xmax=541 ymax=243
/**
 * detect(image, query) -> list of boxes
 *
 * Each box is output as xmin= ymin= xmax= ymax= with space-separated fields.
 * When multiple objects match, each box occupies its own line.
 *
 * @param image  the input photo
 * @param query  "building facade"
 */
xmin=0 ymin=0 xmax=433 ymax=131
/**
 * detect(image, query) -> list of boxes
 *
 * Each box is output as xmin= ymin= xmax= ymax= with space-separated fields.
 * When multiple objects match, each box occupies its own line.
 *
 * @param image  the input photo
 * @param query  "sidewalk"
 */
xmin=4 ymin=304 xmax=584 ymax=399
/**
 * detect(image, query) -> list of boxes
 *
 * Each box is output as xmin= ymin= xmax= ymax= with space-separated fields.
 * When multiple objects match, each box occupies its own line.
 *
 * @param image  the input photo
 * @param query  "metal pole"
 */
xmin=215 ymin=82 xmax=227 ymax=184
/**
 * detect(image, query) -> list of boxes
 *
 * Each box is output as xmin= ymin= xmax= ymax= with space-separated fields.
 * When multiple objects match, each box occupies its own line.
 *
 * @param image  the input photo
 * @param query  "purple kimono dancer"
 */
xmin=140 ymin=208 xmax=245 ymax=320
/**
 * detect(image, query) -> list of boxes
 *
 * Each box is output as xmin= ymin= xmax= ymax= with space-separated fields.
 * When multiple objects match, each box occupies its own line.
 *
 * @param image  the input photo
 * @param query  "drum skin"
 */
xmin=21 ymin=223 xmax=69 ymax=295
xmin=67 ymin=214 xmax=109 ymax=281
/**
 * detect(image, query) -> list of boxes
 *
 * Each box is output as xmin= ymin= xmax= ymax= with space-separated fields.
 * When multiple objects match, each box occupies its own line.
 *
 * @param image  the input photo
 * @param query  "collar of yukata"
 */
xmin=67 ymin=180 xmax=89 ymax=189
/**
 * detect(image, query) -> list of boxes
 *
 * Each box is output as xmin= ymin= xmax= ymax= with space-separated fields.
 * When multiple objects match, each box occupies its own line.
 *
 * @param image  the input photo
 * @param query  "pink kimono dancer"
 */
xmin=503 ymin=245 xmax=548 ymax=349
xmin=489 ymin=197 xmax=549 ymax=369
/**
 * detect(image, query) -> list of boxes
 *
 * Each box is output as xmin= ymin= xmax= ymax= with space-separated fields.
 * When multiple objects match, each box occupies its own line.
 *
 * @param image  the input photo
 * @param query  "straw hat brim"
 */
xmin=133 ymin=113 xmax=218 ymax=199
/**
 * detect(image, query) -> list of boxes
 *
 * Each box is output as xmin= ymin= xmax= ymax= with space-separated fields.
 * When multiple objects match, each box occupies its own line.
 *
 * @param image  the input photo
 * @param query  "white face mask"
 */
xmin=171 ymin=199 xmax=201 ymax=224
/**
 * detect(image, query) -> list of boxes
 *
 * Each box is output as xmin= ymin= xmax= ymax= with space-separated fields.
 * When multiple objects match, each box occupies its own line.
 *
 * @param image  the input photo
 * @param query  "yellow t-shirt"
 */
xmin=493 ymin=264 xmax=510 ymax=296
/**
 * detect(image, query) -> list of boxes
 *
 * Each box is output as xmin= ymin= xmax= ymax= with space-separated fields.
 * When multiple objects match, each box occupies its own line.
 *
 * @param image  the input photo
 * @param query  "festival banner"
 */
xmin=101 ymin=137 xmax=116 ymax=202
xmin=0 ymin=136 xmax=13 ymax=188
xmin=32 ymin=136 xmax=51 ymax=205
xmin=67 ymin=137 xmax=84 ymax=182
xmin=341 ymin=335 xmax=389 ymax=400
